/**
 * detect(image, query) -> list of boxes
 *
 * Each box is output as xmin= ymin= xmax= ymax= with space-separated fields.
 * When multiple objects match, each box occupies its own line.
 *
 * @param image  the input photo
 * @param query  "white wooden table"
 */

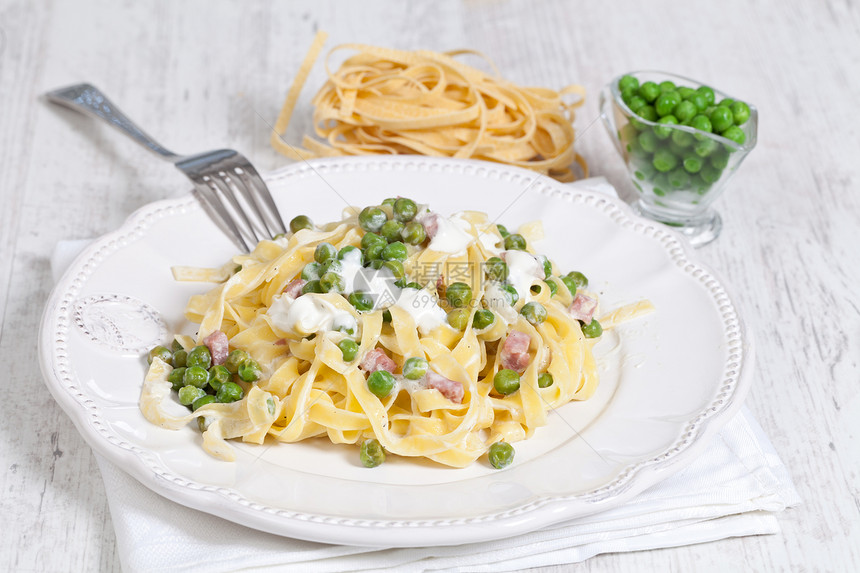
xmin=2 ymin=0 xmax=858 ymax=570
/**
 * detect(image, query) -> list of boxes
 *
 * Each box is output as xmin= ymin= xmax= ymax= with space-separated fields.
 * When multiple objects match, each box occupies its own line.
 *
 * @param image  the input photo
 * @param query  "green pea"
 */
xmin=348 ymin=292 xmax=374 ymax=311
xmin=216 ymin=381 xmax=244 ymax=403
xmin=540 ymin=256 xmax=553 ymax=278
xmin=677 ymin=86 xmax=696 ymax=99
xmin=659 ymin=80 xmax=676 ymax=93
xmin=566 ymin=271 xmax=588 ymax=289
xmin=521 ymin=302 xmax=547 ymax=325
xmin=381 ymin=241 xmax=408 ymax=261
xmin=729 ymin=101 xmax=750 ymax=125
xmin=688 ymin=114 xmax=713 ymax=135
xmin=694 ymin=138 xmax=718 ymax=157
xmin=672 ymin=129 xmax=695 ymax=147
xmin=178 ymin=385 xmax=206 ymax=406
xmin=447 ymin=308 xmax=470 ymax=331
xmin=319 ymin=271 xmax=345 ymax=293
xmin=171 ymin=349 xmax=187 ymax=368
xmin=360 ymin=231 xmax=387 ymax=250
xmin=653 ymin=115 xmax=678 ymax=139
xmin=382 ymin=309 xmax=392 ymax=323
xmin=224 ymin=349 xmax=249 ymax=374
xmin=635 ymin=104 xmax=658 ymax=122
xmin=621 ymin=86 xmax=635 ymax=104
xmin=403 ymin=356 xmax=429 ymax=380
xmin=208 ymin=365 xmax=231 ymax=392
xmin=289 ymin=215 xmax=313 ymax=233
xmin=192 ymin=395 xmax=216 ymax=411
xmin=446 ymin=282 xmax=472 ymax=308
xmin=618 ymin=74 xmax=639 ymax=92
xmin=697 ymin=86 xmax=716 ymax=105
xmin=635 ymin=81 xmax=658 ymax=103
xmin=358 ymin=206 xmax=387 ymax=232
xmin=581 ymin=319 xmax=603 ymax=338
xmin=338 ymin=245 xmax=362 ymax=262
xmin=627 ymin=95 xmax=647 ymax=113
xmin=382 ymin=260 xmax=405 ymax=279
xmin=721 ymin=125 xmax=746 ymax=145
xmin=545 ymin=279 xmax=558 ymax=297
xmin=314 ymin=242 xmax=337 ymax=264
xmin=301 ymin=279 xmax=323 ymax=294
xmin=538 ymin=372 xmax=554 ymax=388
xmin=185 ymin=346 xmax=210 ymax=370
xmin=655 ymin=91 xmax=681 ymax=117
xmin=496 ymin=223 xmax=510 ymax=238
xmin=393 ymin=198 xmax=418 ymax=222
xmin=673 ymin=100 xmax=697 ymax=123
xmin=168 ymin=367 xmax=187 ymax=391
xmin=718 ymin=97 xmax=735 ymax=108
xmin=360 ymin=438 xmax=386 ymax=468
xmin=338 ymin=339 xmax=359 ymax=362
xmin=148 ymin=345 xmax=172 ymax=364
xmin=484 ymin=257 xmax=509 ymax=281
xmin=224 ymin=348 xmax=250 ymax=374
xmin=683 ymin=155 xmax=704 ymax=174
xmin=401 ymin=221 xmax=426 ymax=245
xmin=504 ymin=233 xmax=527 ymax=251
xmin=301 ymin=262 xmax=322 ymax=281
xmin=700 ymin=164 xmax=722 ymax=184
xmin=684 ymin=92 xmax=706 ymax=112
xmin=500 ymin=284 xmax=519 ymax=306
xmin=710 ymin=148 xmax=730 ymax=169
xmin=238 ymin=359 xmax=261 ymax=382
xmin=379 ymin=219 xmax=405 ymax=243
xmin=709 ymin=106 xmax=734 ymax=133
xmin=653 ymin=148 xmax=679 ymax=172
xmin=493 ymin=369 xmax=520 ymax=395
xmin=197 ymin=416 xmax=212 ymax=432
xmin=668 ymin=168 xmax=691 ymax=189
xmin=488 ymin=441 xmax=515 ymax=469
xmin=638 ymin=129 xmax=658 ymax=152
xmin=364 ymin=244 xmax=384 ymax=261
xmin=381 ymin=197 xmax=397 ymax=208
xmin=367 ymin=370 xmax=396 ymax=398
xmin=472 ymin=309 xmax=495 ymax=330
xmin=170 ymin=339 xmax=185 ymax=352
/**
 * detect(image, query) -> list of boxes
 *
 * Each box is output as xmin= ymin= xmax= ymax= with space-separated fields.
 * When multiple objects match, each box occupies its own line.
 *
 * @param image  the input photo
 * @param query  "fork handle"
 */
xmin=44 ymin=84 xmax=181 ymax=161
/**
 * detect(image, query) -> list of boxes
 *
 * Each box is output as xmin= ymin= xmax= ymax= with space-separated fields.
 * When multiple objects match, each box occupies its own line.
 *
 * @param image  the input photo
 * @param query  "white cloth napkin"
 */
xmin=51 ymin=178 xmax=799 ymax=572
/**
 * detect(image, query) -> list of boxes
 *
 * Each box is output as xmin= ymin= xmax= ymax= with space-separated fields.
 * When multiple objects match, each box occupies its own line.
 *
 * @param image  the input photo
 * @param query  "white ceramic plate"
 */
xmin=40 ymin=156 xmax=752 ymax=547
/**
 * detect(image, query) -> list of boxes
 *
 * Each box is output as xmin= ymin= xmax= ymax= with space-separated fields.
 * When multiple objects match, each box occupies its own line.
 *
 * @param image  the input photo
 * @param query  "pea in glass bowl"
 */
xmin=600 ymin=71 xmax=758 ymax=246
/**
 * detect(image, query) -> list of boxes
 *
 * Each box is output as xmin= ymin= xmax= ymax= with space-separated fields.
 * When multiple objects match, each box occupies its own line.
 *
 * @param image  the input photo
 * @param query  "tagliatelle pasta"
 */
xmin=270 ymin=32 xmax=588 ymax=182
xmin=140 ymin=201 xmax=652 ymax=468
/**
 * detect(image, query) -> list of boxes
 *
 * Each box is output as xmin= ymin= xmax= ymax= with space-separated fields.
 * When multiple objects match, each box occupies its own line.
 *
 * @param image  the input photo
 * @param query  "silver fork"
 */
xmin=45 ymin=83 xmax=286 ymax=252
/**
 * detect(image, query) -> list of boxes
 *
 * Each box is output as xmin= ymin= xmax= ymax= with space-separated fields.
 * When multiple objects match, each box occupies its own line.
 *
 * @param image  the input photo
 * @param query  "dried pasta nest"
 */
xmin=271 ymin=32 xmax=588 ymax=182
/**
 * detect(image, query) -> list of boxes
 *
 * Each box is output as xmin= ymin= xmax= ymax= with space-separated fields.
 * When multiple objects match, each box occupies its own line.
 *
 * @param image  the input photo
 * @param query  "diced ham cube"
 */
xmin=500 ymin=330 xmax=531 ymax=373
xmin=568 ymin=293 xmax=597 ymax=323
xmin=417 ymin=211 xmax=440 ymax=239
xmin=204 ymin=330 xmax=229 ymax=365
xmin=425 ymin=370 xmax=464 ymax=404
xmin=360 ymin=348 xmax=397 ymax=374
xmin=283 ymin=278 xmax=306 ymax=298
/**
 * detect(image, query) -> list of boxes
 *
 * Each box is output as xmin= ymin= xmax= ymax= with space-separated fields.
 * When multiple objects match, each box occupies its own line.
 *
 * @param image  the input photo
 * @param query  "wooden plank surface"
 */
xmin=1 ymin=0 xmax=858 ymax=571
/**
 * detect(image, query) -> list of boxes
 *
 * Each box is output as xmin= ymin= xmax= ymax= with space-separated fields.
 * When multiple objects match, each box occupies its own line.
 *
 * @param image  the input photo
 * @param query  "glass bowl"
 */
xmin=600 ymin=71 xmax=758 ymax=246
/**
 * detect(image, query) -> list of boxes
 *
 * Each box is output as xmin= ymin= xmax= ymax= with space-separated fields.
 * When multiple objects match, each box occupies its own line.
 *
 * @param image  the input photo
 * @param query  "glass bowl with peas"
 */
xmin=600 ymin=71 xmax=758 ymax=246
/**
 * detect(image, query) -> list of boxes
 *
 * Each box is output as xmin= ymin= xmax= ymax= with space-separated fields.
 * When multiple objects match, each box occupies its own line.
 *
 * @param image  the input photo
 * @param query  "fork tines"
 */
xmin=183 ymin=154 xmax=286 ymax=253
